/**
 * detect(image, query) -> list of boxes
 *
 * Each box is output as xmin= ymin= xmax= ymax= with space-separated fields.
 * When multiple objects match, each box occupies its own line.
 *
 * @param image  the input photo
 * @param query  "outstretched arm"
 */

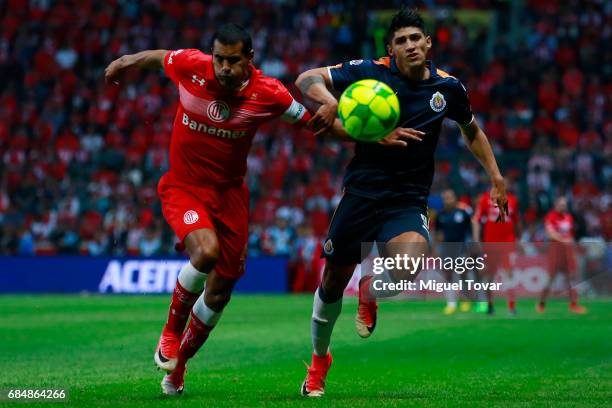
xmin=295 ymin=67 xmax=338 ymax=136
xmin=460 ymin=119 xmax=508 ymax=221
xmin=104 ymin=50 xmax=168 ymax=84
xmin=297 ymin=67 xmax=424 ymax=145
xmin=320 ymin=119 xmax=424 ymax=146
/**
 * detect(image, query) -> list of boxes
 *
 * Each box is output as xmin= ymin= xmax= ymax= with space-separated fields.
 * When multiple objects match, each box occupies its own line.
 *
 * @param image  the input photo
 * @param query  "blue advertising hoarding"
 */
xmin=0 ymin=256 xmax=288 ymax=294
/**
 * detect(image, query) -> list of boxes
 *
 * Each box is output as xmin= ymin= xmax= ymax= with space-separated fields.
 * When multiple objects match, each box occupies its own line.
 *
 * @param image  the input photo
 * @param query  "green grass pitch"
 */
xmin=0 ymin=295 xmax=610 ymax=407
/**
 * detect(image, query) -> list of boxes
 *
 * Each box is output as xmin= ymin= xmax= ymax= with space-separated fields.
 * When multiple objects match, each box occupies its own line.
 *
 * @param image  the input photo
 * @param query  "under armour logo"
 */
xmin=192 ymin=75 xmax=205 ymax=86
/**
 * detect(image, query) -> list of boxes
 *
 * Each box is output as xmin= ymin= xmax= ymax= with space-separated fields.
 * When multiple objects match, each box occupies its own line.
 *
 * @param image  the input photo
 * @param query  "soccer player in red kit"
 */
xmin=105 ymin=24 xmax=310 ymax=395
xmin=537 ymin=197 xmax=587 ymax=314
xmin=473 ymin=190 xmax=519 ymax=314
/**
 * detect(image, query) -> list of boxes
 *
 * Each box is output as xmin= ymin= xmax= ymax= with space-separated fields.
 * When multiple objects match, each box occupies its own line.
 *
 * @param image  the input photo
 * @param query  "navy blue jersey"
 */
xmin=434 ymin=207 xmax=472 ymax=242
xmin=329 ymin=57 xmax=473 ymax=204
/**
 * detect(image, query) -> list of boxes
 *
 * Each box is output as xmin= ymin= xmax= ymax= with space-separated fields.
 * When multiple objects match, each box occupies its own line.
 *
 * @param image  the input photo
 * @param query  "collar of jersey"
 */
xmin=390 ymin=58 xmax=439 ymax=83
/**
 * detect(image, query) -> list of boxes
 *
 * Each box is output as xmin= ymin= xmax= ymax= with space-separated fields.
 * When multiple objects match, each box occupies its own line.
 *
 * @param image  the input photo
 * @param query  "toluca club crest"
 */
xmin=207 ymin=100 xmax=230 ymax=122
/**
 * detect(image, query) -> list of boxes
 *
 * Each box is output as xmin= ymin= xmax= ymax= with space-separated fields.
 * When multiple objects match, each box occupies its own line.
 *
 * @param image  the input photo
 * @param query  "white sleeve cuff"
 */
xmin=280 ymin=99 xmax=306 ymax=124
xmin=327 ymin=66 xmax=334 ymax=90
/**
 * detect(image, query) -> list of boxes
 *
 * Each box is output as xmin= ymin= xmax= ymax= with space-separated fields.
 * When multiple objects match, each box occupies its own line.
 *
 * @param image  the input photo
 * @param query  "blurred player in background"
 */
xmin=295 ymin=8 xmax=508 ymax=397
xmin=434 ymin=189 xmax=473 ymax=315
xmin=105 ymin=23 xmax=310 ymax=395
xmin=538 ymin=197 xmax=587 ymax=314
xmin=472 ymin=188 xmax=519 ymax=315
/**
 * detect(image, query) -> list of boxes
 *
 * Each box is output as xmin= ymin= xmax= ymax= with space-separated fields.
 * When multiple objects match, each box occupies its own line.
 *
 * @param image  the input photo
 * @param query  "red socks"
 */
xmin=179 ymin=311 xmax=214 ymax=361
xmin=508 ymin=289 xmax=516 ymax=311
xmin=165 ymin=281 xmax=201 ymax=335
xmin=570 ymin=288 xmax=578 ymax=307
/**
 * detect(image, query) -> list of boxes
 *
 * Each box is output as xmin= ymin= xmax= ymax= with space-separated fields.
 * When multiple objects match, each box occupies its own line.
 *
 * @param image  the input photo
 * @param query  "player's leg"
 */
xmin=439 ymin=245 xmax=462 ymax=315
xmin=481 ymin=246 xmax=502 ymax=315
xmin=163 ymin=184 xmax=249 ymax=395
xmin=538 ymin=245 xmax=559 ymax=313
xmin=443 ymin=269 xmax=458 ymax=315
xmin=472 ymin=272 xmax=490 ymax=313
xmin=373 ymin=207 xmax=431 ymax=290
xmin=156 ymin=228 xmax=218 ymax=372
xmin=178 ymin=264 xmax=238 ymax=363
xmin=313 ymin=261 xmax=355 ymax=356
xmin=564 ymin=270 xmax=583 ymax=313
xmin=155 ymin=181 xmax=219 ymax=372
xmin=458 ymin=248 xmax=475 ymax=312
xmin=302 ymin=193 xmax=377 ymax=397
xmin=356 ymin=208 xmax=430 ymax=336
xmin=507 ymin=275 xmax=517 ymax=315
xmin=161 ymin=270 xmax=235 ymax=395
xmin=383 ymin=230 xmax=429 ymax=282
xmin=459 ymin=266 xmax=476 ymax=313
xmin=468 ymin=243 xmax=489 ymax=313
xmin=177 ymin=183 xmax=248 ymax=361
xmin=565 ymin=245 xmax=587 ymax=313
xmin=537 ymin=269 xmax=556 ymax=313
xmin=301 ymin=261 xmax=355 ymax=397
xmin=362 ymin=230 xmax=428 ymax=322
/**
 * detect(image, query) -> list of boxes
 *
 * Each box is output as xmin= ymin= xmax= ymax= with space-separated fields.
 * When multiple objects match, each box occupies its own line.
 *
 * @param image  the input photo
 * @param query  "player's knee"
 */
xmin=319 ymin=283 xmax=344 ymax=302
xmin=190 ymin=241 xmax=220 ymax=272
xmin=320 ymin=263 xmax=354 ymax=301
xmin=204 ymin=290 xmax=231 ymax=312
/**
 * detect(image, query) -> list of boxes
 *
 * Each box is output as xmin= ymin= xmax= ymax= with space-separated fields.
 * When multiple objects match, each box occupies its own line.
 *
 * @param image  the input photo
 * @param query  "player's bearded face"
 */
xmin=212 ymin=40 xmax=253 ymax=91
xmin=388 ymin=27 xmax=431 ymax=69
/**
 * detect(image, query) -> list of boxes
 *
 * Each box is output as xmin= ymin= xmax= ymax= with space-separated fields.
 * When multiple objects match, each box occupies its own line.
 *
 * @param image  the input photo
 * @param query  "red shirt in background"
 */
xmin=474 ymin=191 xmax=519 ymax=242
xmin=544 ymin=210 xmax=574 ymax=242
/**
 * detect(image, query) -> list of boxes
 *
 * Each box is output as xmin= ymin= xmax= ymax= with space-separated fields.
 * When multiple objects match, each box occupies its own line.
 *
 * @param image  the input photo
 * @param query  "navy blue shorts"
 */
xmin=322 ymin=193 xmax=430 ymax=265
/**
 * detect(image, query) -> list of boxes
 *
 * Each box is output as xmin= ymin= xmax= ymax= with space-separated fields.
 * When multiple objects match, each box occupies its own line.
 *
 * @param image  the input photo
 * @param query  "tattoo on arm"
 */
xmin=298 ymin=75 xmax=325 ymax=95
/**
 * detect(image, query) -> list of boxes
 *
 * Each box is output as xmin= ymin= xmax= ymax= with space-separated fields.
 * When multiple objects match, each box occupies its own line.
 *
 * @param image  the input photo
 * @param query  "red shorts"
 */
xmin=158 ymin=173 xmax=249 ymax=280
xmin=548 ymin=242 xmax=577 ymax=275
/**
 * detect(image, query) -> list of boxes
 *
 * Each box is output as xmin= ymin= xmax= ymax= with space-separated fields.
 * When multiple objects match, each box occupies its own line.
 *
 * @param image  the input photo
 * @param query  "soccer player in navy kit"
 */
xmin=296 ymin=9 xmax=508 ymax=396
xmin=434 ymin=189 xmax=474 ymax=315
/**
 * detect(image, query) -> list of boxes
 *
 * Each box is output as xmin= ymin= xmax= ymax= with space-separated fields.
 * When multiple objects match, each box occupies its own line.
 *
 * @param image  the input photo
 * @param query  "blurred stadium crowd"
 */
xmin=0 ymin=0 xmax=610 ymax=275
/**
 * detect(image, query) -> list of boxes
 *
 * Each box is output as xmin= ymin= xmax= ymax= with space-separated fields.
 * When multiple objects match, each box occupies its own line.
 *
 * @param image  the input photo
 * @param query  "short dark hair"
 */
xmin=210 ymin=23 xmax=253 ymax=55
xmin=386 ymin=8 xmax=426 ymax=45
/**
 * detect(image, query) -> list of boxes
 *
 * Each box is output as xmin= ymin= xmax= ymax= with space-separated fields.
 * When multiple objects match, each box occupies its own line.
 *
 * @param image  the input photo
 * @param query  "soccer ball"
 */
xmin=337 ymin=79 xmax=400 ymax=142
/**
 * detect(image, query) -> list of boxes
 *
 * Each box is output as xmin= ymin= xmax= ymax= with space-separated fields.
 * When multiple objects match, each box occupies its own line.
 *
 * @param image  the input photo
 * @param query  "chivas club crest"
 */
xmin=323 ymin=239 xmax=334 ymax=255
xmin=429 ymin=91 xmax=446 ymax=112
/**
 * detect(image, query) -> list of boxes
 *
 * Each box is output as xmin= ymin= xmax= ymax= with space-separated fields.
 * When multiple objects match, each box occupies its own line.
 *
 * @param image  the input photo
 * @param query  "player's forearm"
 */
xmin=320 ymin=119 xmax=354 ymax=142
xmin=546 ymin=226 xmax=568 ymax=243
xmin=295 ymin=69 xmax=337 ymax=110
xmin=461 ymin=122 xmax=503 ymax=182
xmin=118 ymin=50 xmax=167 ymax=70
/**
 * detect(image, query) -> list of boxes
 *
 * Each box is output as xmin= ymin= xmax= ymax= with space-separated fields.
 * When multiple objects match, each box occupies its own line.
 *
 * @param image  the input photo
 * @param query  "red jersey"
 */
xmin=163 ymin=49 xmax=308 ymax=186
xmin=474 ymin=191 xmax=519 ymax=242
xmin=544 ymin=210 xmax=574 ymax=242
